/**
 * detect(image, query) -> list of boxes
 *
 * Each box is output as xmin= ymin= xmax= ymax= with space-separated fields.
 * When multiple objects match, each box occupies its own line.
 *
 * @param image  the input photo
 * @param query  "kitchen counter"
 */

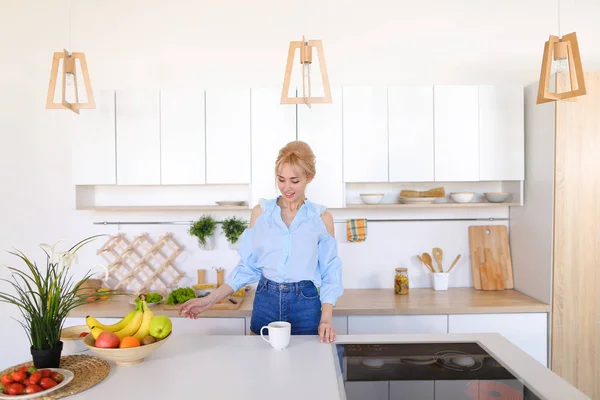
xmin=68 ymin=333 xmax=589 ymax=400
xmin=68 ymin=288 xmax=550 ymax=318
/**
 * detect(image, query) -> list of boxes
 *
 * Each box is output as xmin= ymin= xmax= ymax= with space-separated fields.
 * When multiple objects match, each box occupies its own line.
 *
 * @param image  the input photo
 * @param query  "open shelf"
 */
xmin=345 ymin=202 xmax=520 ymax=209
xmin=76 ymin=205 xmax=250 ymax=211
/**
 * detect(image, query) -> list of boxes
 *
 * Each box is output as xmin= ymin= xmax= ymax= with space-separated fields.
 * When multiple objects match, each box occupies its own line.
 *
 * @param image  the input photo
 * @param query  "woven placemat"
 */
xmin=0 ymin=354 xmax=110 ymax=399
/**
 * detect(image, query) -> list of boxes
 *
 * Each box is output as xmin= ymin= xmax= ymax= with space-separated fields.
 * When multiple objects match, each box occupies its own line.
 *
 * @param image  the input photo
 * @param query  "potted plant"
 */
xmin=189 ymin=215 xmax=217 ymax=250
xmin=0 ymin=235 xmax=111 ymax=368
xmin=221 ymin=217 xmax=247 ymax=249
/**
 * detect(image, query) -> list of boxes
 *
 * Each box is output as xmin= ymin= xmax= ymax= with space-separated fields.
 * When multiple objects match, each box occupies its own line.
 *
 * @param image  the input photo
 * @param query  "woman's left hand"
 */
xmin=318 ymin=319 xmax=336 ymax=343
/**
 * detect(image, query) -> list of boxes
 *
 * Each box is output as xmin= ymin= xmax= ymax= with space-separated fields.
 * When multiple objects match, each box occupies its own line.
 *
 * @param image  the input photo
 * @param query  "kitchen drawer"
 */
xmin=348 ymin=315 xmax=448 ymax=334
xmin=390 ymin=381 xmax=434 ymax=400
xmin=243 ymin=316 xmax=348 ymax=335
xmin=345 ymin=381 xmax=389 ymax=400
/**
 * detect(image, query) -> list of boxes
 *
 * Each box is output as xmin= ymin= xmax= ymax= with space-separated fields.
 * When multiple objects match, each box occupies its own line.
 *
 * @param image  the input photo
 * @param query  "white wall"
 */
xmin=3 ymin=0 xmax=597 ymax=366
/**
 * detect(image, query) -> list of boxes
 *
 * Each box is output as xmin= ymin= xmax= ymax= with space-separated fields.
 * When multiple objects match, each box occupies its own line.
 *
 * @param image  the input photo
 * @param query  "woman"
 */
xmin=179 ymin=141 xmax=343 ymax=343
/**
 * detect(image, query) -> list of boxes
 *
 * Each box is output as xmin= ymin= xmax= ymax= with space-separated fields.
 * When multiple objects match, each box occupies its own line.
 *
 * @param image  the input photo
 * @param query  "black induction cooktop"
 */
xmin=338 ymin=342 xmax=543 ymax=399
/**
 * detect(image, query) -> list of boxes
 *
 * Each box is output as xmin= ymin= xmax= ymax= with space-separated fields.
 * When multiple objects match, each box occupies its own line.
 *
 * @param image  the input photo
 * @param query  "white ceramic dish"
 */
xmin=128 ymin=297 xmax=164 ymax=307
xmin=449 ymin=192 xmax=475 ymax=203
xmin=0 ymin=368 xmax=74 ymax=399
xmin=360 ymin=194 xmax=384 ymax=205
xmin=60 ymin=325 xmax=90 ymax=355
xmin=399 ymin=197 xmax=438 ymax=204
xmin=215 ymin=201 xmax=247 ymax=206
xmin=484 ymin=192 xmax=510 ymax=203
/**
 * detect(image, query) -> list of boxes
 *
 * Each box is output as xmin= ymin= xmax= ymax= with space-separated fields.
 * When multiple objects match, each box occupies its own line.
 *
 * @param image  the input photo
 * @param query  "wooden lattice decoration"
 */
xmin=97 ymin=233 xmax=185 ymax=294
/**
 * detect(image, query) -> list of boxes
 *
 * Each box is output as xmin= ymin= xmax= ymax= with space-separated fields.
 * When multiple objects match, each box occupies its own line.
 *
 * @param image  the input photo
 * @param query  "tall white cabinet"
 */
xmin=205 ymin=88 xmax=251 ymax=184
xmin=297 ymin=87 xmax=344 ymax=208
xmin=250 ymin=88 xmax=296 ymax=207
xmin=433 ymin=86 xmax=480 ymax=182
xmin=115 ymin=90 xmax=161 ymax=185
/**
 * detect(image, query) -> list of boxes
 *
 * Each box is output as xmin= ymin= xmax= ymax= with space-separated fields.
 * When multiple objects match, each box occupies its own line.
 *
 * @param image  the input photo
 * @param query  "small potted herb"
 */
xmin=221 ymin=217 xmax=248 ymax=249
xmin=0 ymin=235 xmax=112 ymax=368
xmin=189 ymin=215 xmax=217 ymax=250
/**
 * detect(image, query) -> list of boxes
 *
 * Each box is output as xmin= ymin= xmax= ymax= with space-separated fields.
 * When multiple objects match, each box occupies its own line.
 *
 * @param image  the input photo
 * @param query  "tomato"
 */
xmin=40 ymin=377 xmax=57 ymax=390
xmin=40 ymin=369 xmax=52 ymax=378
xmin=21 ymin=377 xmax=32 ymax=386
xmin=25 ymin=384 xmax=44 ymax=394
xmin=19 ymin=366 xmax=30 ymax=374
xmin=1 ymin=374 xmax=13 ymax=386
xmin=29 ymin=371 xmax=42 ymax=385
xmin=7 ymin=383 xmax=25 ymax=395
xmin=10 ymin=370 xmax=27 ymax=382
xmin=50 ymin=372 xmax=64 ymax=383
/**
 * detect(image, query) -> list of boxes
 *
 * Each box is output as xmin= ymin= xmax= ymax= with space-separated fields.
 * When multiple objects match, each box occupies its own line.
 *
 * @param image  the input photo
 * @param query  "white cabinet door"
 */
xmin=345 ymin=382 xmax=389 ymax=400
xmin=348 ymin=315 xmax=448 ymax=334
xmin=390 ymin=381 xmax=434 ymax=400
xmin=115 ymin=90 xmax=161 ymax=185
xmin=388 ymin=86 xmax=434 ymax=182
xmin=297 ymin=87 xmax=344 ymax=208
xmin=172 ymin=317 xmax=245 ymax=336
xmin=160 ymin=88 xmax=206 ymax=185
xmin=479 ymin=85 xmax=525 ymax=181
xmin=433 ymin=86 xmax=479 ymax=182
xmin=72 ymin=90 xmax=116 ymax=185
xmin=448 ymin=313 xmax=548 ymax=366
xmin=342 ymin=86 xmax=388 ymax=183
xmin=205 ymin=88 xmax=251 ymax=184
xmin=250 ymin=88 xmax=296 ymax=207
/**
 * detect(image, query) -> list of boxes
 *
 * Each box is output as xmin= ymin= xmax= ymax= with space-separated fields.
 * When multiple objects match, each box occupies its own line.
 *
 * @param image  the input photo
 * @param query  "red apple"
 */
xmin=95 ymin=331 xmax=120 ymax=348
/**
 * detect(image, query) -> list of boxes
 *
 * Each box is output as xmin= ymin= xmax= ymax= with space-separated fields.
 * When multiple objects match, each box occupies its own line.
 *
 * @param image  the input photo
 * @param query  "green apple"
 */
xmin=149 ymin=315 xmax=172 ymax=339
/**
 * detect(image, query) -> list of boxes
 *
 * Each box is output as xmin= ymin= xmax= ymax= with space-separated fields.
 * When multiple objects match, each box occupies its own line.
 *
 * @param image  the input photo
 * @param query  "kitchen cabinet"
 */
xmin=345 ymin=381 xmax=389 ymax=400
xmin=348 ymin=315 xmax=448 ymax=335
xmin=115 ymin=90 xmax=161 ymax=185
xmin=160 ymin=88 xmax=206 ymax=185
xmin=479 ymin=85 xmax=524 ymax=181
xmin=205 ymin=88 xmax=251 ymax=184
xmin=390 ymin=381 xmax=434 ymax=400
xmin=297 ymin=87 xmax=344 ymax=208
xmin=250 ymin=88 xmax=296 ymax=207
xmin=244 ymin=316 xmax=347 ymax=336
xmin=171 ymin=317 xmax=245 ymax=336
xmin=448 ymin=313 xmax=548 ymax=366
xmin=433 ymin=86 xmax=479 ymax=182
xmin=71 ymin=90 xmax=116 ymax=185
xmin=342 ymin=86 xmax=388 ymax=183
xmin=388 ymin=86 xmax=434 ymax=182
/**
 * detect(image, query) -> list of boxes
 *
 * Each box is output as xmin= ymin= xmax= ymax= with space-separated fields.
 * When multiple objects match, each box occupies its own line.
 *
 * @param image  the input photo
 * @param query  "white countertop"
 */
xmin=69 ymin=333 xmax=589 ymax=400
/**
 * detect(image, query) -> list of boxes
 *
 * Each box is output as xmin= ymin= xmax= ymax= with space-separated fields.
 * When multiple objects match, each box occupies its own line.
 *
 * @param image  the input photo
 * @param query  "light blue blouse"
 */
xmin=224 ymin=197 xmax=344 ymax=306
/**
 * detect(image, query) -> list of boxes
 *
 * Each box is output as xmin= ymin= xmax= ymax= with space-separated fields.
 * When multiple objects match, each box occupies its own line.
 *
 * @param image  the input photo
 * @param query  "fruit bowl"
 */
xmin=60 ymin=325 xmax=90 ymax=355
xmin=82 ymin=332 xmax=171 ymax=366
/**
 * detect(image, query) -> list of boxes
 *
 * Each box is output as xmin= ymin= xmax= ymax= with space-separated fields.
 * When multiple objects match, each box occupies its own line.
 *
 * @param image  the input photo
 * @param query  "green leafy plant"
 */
xmin=0 ymin=235 xmax=112 ymax=350
xmin=188 ymin=215 xmax=217 ymax=246
xmin=221 ymin=217 xmax=248 ymax=244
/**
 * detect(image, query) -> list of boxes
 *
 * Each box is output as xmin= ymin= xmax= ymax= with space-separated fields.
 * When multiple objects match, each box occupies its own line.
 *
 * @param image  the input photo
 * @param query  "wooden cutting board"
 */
xmin=478 ymin=248 xmax=505 ymax=291
xmin=163 ymin=296 xmax=245 ymax=311
xmin=468 ymin=225 xmax=514 ymax=290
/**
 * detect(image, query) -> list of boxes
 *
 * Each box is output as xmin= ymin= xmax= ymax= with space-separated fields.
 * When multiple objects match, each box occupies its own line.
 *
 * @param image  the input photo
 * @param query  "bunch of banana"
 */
xmin=86 ymin=295 xmax=155 ymax=340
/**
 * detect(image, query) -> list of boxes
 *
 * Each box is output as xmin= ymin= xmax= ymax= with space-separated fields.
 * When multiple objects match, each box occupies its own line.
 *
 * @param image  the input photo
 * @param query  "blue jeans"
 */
xmin=250 ymin=276 xmax=321 ymax=335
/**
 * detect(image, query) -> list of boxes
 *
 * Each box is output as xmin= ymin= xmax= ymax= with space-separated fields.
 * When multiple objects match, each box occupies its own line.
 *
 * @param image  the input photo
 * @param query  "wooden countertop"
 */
xmin=68 ymin=288 xmax=550 ymax=319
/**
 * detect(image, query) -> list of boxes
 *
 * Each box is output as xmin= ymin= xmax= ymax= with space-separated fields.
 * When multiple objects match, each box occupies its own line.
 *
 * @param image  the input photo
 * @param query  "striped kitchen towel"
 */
xmin=347 ymin=219 xmax=368 ymax=242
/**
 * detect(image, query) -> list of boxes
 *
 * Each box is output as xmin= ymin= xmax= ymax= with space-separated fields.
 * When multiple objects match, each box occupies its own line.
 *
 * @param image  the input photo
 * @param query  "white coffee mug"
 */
xmin=260 ymin=321 xmax=291 ymax=350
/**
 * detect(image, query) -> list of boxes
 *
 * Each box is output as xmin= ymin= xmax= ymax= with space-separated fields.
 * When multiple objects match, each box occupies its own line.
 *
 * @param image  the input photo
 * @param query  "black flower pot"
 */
xmin=30 ymin=341 xmax=63 ymax=369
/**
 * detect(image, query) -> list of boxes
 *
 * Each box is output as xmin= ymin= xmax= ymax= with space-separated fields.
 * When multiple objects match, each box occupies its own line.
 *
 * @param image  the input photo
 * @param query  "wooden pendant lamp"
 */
xmin=46 ymin=49 xmax=95 ymax=114
xmin=281 ymin=36 xmax=332 ymax=107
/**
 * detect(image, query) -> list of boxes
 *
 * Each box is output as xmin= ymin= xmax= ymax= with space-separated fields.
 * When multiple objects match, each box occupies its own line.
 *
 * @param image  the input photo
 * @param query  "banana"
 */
xmin=86 ymin=309 xmax=137 ymax=332
xmin=90 ymin=326 xmax=104 ymax=340
xmin=133 ymin=301 xmax=154 ymax=342
xmin=114 ymin=309 xmax=144 ymax=339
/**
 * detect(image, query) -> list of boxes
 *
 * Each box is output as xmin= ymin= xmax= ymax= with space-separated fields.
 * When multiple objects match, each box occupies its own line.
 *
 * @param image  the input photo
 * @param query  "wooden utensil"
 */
xmin=432 ymin=248 xmax=444 ymax=272
xmin=468 ymin=226 xmax=514 ymax=289
xmin=447 ymin=254 xmax=461 ymax=273
xmin=417 ymin=255 xmax=435 ymax=273
xmin=421 ymin=253 xmax=435 ymax=273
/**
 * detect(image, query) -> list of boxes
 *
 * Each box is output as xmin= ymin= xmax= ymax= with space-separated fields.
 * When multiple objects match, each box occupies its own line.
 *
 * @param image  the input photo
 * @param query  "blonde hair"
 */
xmin=275 ymin=141 xmax=316 ymax=180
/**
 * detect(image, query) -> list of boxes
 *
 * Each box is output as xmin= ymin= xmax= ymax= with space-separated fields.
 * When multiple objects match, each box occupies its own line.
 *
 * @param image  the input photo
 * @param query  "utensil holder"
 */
xmin=432 ymin=273 xmax=449 ymax=291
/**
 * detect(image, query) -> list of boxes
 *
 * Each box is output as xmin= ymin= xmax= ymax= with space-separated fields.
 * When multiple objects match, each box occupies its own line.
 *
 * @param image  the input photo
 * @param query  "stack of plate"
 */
xmin=399 ymin=197 xmax=438 ymax=204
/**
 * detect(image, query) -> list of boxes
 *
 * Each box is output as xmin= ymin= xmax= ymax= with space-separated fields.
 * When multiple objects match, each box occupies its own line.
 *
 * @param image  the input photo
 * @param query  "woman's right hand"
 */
xmin=178 ymin=296 xmax=214 ymax=319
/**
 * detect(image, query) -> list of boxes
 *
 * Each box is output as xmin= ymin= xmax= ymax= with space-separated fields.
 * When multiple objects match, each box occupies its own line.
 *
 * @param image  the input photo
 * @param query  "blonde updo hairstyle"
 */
xmin=275 ymin=141 xmax=316 ymax=181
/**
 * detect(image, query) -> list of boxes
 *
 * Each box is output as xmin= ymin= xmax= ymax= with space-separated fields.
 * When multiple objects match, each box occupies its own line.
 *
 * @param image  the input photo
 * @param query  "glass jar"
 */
xmin=394 ymin=268 xmax=409 ymax=295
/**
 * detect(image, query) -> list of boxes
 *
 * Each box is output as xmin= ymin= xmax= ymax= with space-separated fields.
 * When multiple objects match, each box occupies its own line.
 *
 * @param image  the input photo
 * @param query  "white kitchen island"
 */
xmin=68 ymin=333 xmax=589 ymax=400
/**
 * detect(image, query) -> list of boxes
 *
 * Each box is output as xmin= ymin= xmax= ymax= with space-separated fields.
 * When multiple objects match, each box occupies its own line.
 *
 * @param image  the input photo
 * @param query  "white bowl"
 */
xmin=360 ymin=194 xmax=384 ymax=205
xmin=60 ymin=325 xmax=90 ymax=355
xmin=449 ymin=192 xmax=475 ymax=203
xmin=484 ymin=192 xmax=510 ymax=203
